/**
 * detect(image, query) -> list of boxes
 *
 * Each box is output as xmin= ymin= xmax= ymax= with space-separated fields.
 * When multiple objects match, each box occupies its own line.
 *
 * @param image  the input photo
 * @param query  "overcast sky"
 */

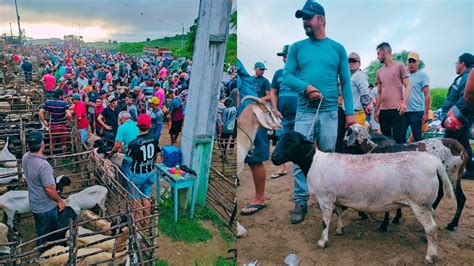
xmin=238 ymin=0 xmax=474 ymax=88
xmin=0 ymin=0 xmax=200 ymax=42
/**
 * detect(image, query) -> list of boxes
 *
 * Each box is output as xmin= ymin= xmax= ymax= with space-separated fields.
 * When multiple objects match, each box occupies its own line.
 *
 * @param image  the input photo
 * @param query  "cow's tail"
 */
xmin=437 ymin=160 xmax=455 ymax=199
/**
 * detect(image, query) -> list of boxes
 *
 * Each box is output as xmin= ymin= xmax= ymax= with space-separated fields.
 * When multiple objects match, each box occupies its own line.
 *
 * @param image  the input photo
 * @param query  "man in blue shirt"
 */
xmin=270 ymin=45 xmax=298 ymax=179
xmin=109 ymin=111 xmax=140 ymax=188
xmin=283 ymin=1 xmax=355 ymax=224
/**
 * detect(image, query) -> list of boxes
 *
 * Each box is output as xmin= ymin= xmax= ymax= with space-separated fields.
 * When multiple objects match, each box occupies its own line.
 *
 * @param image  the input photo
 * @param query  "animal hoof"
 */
xmin=425 ymin=254 xmax=437 ymax=264
xmin=335 ymin=228 xmax=344 ymax=235
xmin=317 ymin=240 xmax=326 ymax=248
xmin=446 ymin=224 xmax=455 ymax=231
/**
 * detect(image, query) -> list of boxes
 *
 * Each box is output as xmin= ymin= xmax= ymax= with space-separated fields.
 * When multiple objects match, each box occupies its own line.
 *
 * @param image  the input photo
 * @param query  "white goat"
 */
xmin=0 ymin=167 xmax=18 ymax=185
xmin=65 ymin=185 xmax=108 ymax=215
xmin=0 ymin=137 xmax=17 ymax=168
xmin=66 ymin=226 xmax=129 ymax=251
xmin=237 ymin=96 xmax=282 ymax=175
xmin=271 ymin=131 xmax=455 ymax=263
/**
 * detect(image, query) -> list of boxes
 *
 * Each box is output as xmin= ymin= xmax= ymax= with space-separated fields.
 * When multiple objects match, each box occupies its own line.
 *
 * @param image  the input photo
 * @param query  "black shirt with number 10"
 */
xmin=126 ymin=133 xmax=161 ymax=174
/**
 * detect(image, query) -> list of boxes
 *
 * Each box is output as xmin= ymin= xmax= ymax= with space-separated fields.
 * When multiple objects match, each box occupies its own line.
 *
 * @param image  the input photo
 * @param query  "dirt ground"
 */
xmin=237 ymin=153 xmax=474 ymax=265
xmin=157 ymin=122 xmax=235 ymax=264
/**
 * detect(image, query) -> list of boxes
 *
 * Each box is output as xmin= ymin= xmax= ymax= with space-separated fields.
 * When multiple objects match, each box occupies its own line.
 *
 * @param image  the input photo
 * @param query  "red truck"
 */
xmin=143 ymin=47 xmax=173 ymax=58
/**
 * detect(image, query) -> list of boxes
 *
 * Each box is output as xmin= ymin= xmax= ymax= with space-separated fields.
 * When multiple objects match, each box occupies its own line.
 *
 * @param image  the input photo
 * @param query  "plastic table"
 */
xmin=156 ymin=163 xmax=197 ymax=222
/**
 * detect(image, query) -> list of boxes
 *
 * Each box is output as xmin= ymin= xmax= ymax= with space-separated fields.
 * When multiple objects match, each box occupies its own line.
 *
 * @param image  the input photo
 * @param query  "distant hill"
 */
xmin=85 ymin=33 xmax=236 ymax=64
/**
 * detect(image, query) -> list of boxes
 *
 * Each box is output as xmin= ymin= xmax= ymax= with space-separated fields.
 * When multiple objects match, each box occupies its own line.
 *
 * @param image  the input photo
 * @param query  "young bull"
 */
xmin=343 ymin=124 xmax=467 ymax=231
xmin=271 ymin=131 xmax=454 ymax=263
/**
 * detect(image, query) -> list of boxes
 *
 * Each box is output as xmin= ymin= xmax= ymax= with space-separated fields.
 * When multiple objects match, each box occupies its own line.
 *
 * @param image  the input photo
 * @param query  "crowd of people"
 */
xmin=238 ymin=1 xmax=474 ymax=220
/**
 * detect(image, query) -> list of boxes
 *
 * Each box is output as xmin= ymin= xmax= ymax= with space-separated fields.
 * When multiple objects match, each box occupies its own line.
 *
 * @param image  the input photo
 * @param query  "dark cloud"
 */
xmin=0 ymin=0 xmax=199 ymax=41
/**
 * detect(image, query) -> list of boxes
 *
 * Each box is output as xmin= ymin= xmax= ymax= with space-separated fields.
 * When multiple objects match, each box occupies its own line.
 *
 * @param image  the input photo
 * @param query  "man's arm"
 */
xmin=44 ymin=185 xmax=65 ymax=211
xmin=463 ymin=69 xmax=474 ymax=105
xmin=338 ymin=45 xmax=355 ymax=126
xmin=400 ymin=77 xmax=411 ymax=115
xmin=97 ymin=114 xmax=110 ymax=129
xmin=283 ymin=44 xmax=310 ymax=95
xmin=356 ymin=73 xmax=371 ymax=111
xmin=422 ymin=86 xmax=431 ymax=123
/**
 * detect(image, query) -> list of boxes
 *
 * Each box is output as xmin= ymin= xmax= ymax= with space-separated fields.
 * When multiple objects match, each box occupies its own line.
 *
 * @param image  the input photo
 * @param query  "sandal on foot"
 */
xmin=270 ymin=172 xmax=287 ymax=179
xmin=240 ymin=204 xmax=267 ymax=216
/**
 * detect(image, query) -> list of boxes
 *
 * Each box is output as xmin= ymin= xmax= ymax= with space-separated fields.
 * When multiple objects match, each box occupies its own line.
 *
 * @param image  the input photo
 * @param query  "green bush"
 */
xmin=430 ymin=88 xmax=448 ymax=110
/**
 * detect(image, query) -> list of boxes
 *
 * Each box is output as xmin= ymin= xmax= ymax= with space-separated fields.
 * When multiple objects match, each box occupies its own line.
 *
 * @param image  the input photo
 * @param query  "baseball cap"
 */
xmin=136 ymin=114 xmax=151 ymax=130
xmin=108 ymin=95 xmax=117 ymax=102
xmin=348 ymin=52 xmax=361 ymax=62
xmin=295 ymin=1 xmax=325 ymax=19
xmin=254 ymin=62 xmax=267 ymax=70
xmin=277 ymin=45 xmax=290 ymax=56
xmin=26 ymin=130 xmax=43 ymax=147
xmin=149 ymin=97 xmax=160 ymax=105
xmin=53 ymin=89 xmax=64 ymax=98
xmin=72 ymin=93 xmax=81 ymax=100
xmin=407 ymin=52 xmax=420 ymax=61
xmin=99 ymin=90 xmax=108 ymax=96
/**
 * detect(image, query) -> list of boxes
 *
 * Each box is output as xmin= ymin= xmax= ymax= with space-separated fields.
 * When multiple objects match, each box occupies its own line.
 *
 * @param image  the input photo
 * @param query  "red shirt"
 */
xmin=42 ymin=74 xmax=56 ymax=91
xmin=73 ymin=101 xmax=89 ymax=129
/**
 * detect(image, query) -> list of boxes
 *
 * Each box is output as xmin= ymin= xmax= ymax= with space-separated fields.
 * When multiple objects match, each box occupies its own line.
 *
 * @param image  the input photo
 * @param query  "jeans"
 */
xmin=379 ymin=109 xmax=406 ymax=144
xmin=293 ymin=111 xmax=338 ymax=206
xmin=33 ymin=206 xmax=58 ymax=248
xmin=79 ymin=128 xmax=88 ymax=144
xmin=120 ymin=159 xmax=132 ymax=189
xmin=403 ymin=111 xmax=424 ymax=142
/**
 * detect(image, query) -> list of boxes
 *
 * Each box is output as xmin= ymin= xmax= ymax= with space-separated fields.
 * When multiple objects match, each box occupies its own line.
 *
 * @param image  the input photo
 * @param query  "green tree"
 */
xmin=230 ymin=10 xmax=237 ymax=30
xmin=364 ymin=50 xmax=425 ymax=85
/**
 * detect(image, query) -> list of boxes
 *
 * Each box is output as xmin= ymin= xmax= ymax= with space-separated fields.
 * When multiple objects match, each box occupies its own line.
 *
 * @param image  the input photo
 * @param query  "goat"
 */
xmin=66 ymin=225 xmax=129 ymax=252
xmin=271 ymin=131 xmax=454 ymax=263
xmin=0 ymin=137 xmax=17 ymax=168
xmin=64 ymin=185 xmax=108 ymax=216
xmin=343 ymin=124 xmax=467 ymax=231
xmin=237 ymin=96 xmax=282 ymax=175
xmin=0 ymin=167 xmax=18 ymax=185
xmin=0 ymin=175 xmax=71 ymax=228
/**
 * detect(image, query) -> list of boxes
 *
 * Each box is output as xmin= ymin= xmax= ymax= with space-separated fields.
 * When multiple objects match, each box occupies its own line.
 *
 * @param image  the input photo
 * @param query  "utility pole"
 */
xmin=14 ymin=0 xmax=22 ymax=44
xmin=181 ymin=0 xmax=232 ymax=206
xmin=181 ymin=22 xmax=184 ymax=49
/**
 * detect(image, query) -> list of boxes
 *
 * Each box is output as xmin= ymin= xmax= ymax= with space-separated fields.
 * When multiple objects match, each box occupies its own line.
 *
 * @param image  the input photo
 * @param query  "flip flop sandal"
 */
xmin=270 ymin=172 xmax=287 ymax=179
xmin=240 ymin=203 xmax=267 ymax=216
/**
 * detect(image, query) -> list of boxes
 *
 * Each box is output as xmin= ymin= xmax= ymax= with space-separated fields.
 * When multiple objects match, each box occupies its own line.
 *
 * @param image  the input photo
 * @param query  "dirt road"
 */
xmin=237 ymin=159 xmax=474 ymax=265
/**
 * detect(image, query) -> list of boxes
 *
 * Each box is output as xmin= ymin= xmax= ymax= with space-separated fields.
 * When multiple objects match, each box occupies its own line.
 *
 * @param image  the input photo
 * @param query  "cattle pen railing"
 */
xmin=0 ymin=150 xmax=159 ymax=265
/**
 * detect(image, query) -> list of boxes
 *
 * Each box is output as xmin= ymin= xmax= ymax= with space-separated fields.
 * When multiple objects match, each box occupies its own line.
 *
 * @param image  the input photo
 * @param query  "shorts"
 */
xmin=50 ymin=124 xmax=69 ymax=146
xmin=244 ymin=127 xmax=269 ymax=165
xmin=169 ymin=120 xmax=183 ymax=135
xmin=128 ymin=171 xmax=156 ymax=199
xmin=354 ymin=110 xmax=367 ymax=125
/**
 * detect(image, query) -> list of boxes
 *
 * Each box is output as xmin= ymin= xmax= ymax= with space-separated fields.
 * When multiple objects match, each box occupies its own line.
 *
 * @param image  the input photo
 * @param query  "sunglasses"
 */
xmin=408 ymin=58 xmax=417 ymax=63
xmin=348 ymin=59 xmax=359 ymax=63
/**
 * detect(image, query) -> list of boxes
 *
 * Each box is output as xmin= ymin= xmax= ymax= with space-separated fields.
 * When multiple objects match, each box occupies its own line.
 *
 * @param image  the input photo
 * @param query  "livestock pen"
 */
xmin=0 ymin=150 xmax=159 ymax=265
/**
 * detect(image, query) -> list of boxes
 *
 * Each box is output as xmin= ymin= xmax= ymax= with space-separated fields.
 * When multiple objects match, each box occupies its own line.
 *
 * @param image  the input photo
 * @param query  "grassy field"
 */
xmin=85 ymin=33 xmax=236 ymax=64
xmin=430 ymin=88 xmax=448 ymax=110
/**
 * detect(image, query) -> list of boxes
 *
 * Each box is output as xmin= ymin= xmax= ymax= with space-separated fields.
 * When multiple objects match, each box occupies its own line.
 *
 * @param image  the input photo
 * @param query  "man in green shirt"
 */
xmin=283 ymin=1 xmax=356 ymax=224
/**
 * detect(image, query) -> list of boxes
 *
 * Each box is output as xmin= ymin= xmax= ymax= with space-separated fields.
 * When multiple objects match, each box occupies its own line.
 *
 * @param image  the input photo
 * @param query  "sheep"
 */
xmin=39 ymin=245 xmax=128 ymax=265
xmin=79 ymin=210 xmax=113 ymax=234
xmin=0 ymin=175 xmax=71 ymax=228
xmin=64 ymin=185 xmax=108 ymax=216
xmin=343 ymin=124 xmax=467 ymax=231
xmin=271 ymin=131 xmax=455 ymax=263
xmin=237 ymin=96 xmax=282 ymax=175
xmin=66 ymin=225 xmax=129 ymax=252
xmin=0 ymin=222 xmax=10 ymax=256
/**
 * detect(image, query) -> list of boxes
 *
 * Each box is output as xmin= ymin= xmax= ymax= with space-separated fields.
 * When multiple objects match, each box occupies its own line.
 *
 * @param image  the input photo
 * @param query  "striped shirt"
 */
xmin=42 ymin=99 xmax=70 ymax=125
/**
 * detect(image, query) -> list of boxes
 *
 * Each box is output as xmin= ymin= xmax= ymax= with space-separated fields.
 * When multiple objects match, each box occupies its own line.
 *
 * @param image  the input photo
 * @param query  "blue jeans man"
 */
xmin=291 ymin=110 xmax=338 ymax=224
xmin=33 ymin=206 xmax=58 ymax=248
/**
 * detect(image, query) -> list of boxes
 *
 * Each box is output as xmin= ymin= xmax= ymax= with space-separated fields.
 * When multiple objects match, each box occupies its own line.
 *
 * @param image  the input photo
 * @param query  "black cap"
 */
xmin=99 ymin=90 xmax=108 ymax=96
xmin=26 ymin=131 xmax=43 ymax=147
xmin=277 ymin=45 xmax=290 ymax=56
xmin=459 ymin=53 xmax=473 ymax=68
xmin=53 ymin=89 xmax=64 ymax=98
xmin=295 ymin=1 xmax=325 ymax=19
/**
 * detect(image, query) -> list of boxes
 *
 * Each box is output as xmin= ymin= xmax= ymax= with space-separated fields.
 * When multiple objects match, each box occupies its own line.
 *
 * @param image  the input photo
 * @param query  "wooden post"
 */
xmin=181 ymin=0 xmax=233 ymax=206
